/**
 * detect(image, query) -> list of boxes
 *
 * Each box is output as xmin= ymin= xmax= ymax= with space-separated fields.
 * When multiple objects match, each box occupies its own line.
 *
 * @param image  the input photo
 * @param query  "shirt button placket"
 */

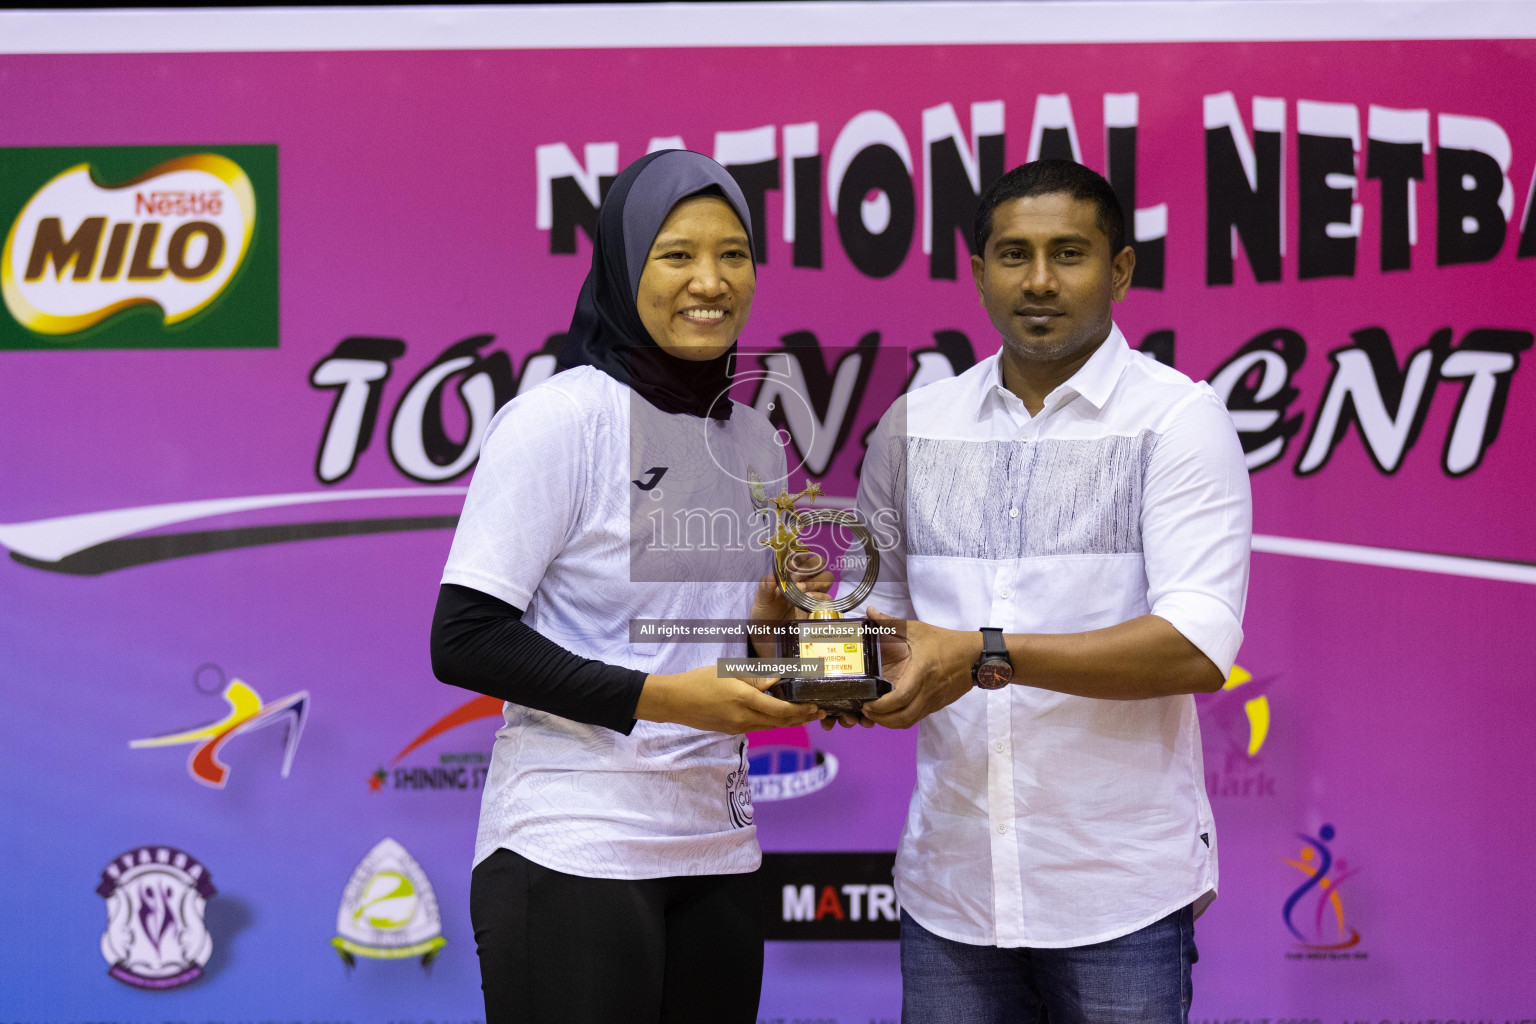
xmin=985 ymin=687 xmax=1022 ymax=939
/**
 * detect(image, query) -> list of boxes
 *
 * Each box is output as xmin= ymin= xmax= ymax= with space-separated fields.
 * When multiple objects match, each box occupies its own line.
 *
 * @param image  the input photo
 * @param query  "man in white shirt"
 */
xmin=850 ymin=160 xmax=1251 ymax=1022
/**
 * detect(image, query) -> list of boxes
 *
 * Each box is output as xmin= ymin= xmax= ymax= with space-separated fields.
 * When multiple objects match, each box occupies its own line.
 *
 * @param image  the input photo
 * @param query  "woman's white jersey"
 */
xmin=442 ymin=366 xmax=787 ymax=879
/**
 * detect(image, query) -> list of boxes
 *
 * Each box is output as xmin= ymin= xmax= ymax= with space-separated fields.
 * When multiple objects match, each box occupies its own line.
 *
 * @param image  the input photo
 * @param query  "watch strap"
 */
xmin=971 ymin=626 xmax=1013 ymax=688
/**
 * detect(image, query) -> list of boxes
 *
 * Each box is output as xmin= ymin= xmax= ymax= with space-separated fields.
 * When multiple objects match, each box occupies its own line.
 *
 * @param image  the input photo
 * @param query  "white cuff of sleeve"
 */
xmin=1150 ymin=591 xmax=1244 ymax=676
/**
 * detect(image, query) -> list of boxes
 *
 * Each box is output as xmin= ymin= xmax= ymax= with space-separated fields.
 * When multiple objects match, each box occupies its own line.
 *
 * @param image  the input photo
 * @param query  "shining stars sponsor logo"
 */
xmin=747 ymin=725 xmax=838 ymax=802
xmin=97 ymin=846 xmax=216 ymax=990
xmin=1282 ymin=823 xmax=1366 ymax=959
xmin=369 ymin=694 xmax=500 ymax=793
xmin=332 ymin=838 xmax=446 ymax=967
xmin=0 ymin=144 xmax=276 ymax=349
xmin=1197 ymin=663 xmax=1278 ymax=799
xmin=131 ymin=664 xmax=309 ymax=788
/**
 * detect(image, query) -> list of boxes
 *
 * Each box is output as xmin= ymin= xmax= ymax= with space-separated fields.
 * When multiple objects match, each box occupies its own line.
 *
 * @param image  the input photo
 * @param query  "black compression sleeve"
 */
xmin=429 ymin=583 xmax=647 ymax=735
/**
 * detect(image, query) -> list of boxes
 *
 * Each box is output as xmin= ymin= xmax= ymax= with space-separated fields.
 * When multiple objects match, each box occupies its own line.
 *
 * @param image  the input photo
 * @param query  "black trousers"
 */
xmin=470 ymin=847 xmax=765 ymax=1024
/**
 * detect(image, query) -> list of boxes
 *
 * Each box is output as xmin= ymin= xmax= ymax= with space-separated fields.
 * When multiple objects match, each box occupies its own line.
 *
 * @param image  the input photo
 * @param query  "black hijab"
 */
xmin=557 ymin=150 xmax=754 ymax=421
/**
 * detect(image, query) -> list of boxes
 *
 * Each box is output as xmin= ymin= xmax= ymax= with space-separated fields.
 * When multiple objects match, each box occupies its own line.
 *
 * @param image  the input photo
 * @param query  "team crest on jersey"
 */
xmin=726 ymin=740 xmax=755 ymax=828
xmin=332 ymin=838 xmax=446 ymax=967
xmin=96 ymin=846 xmax=216 ymax=990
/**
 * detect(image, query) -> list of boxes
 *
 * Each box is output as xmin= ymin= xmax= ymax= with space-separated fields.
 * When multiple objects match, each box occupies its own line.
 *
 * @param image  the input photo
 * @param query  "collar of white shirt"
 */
xmin=982 ymin=322 xmax=1134 ymax=416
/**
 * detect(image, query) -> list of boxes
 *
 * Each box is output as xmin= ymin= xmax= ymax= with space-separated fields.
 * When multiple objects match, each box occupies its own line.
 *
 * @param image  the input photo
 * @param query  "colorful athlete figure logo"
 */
xmin=1281 ymin=823 xmax=1361 ymax=949
xmin=131 ymin=676 xmax=309 ymax=788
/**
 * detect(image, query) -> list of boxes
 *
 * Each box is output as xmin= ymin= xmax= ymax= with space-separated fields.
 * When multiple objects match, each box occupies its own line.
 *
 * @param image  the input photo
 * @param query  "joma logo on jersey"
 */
xmin=0 ymin=145 xmax=277 ymax=349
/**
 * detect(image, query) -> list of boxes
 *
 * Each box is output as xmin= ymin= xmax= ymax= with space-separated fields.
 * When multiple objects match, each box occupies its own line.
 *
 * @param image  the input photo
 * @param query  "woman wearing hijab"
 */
xmin=431 ymin=150 xmax=819 ymax=1024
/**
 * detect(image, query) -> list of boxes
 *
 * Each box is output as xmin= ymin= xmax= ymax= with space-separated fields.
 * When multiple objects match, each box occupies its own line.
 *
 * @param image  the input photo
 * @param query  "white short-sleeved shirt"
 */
xmin=855 ymin=325 xmax=1252 ymax=947
xmin=442 ymin=365 xmax=785 ymax=879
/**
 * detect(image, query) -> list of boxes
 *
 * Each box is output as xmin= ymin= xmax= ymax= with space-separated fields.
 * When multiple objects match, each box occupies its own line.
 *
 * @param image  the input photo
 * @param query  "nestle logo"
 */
xmin=135 ymin=189 xmax=225 ymax=218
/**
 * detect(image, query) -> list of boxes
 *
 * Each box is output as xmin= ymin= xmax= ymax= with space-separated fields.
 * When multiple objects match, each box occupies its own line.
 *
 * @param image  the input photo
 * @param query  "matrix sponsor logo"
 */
xmin=97 ymin=846 xmax=216 ymax=990
xmin=1282 ymin=823 xmax=1366 ymax=959
xmin=333 ymin=838 xmax=446 ymax=967
xmin=0 ymin=145 xmax=277 ymax=349
xmin=131 ymin=664 xmax=309 ymax=788
xmin=761 ymin=852 xmax=900 ymax=941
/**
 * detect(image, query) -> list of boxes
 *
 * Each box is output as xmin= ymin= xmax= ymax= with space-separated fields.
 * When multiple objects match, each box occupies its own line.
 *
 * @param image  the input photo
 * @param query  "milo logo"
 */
xmin=0 ymin=145 xmax=277 ymax=349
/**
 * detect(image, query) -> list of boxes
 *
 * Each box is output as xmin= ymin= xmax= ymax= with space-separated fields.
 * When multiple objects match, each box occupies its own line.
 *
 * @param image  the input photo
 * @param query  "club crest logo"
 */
xmin=97 ymin=846 xmax=216 ymax=990
xmin=131 ymin=665 xmax=309 ymax=788
xmin=332 ymin=838 xmax=447 ymax=967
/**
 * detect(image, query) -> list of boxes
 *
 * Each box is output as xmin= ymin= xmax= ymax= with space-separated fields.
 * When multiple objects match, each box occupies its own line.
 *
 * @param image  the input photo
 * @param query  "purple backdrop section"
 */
xmin=1 ymin=36 xmax=1534 ymax=1023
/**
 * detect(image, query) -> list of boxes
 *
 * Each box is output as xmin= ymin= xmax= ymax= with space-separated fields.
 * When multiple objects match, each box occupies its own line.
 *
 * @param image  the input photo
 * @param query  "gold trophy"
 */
xmin=749 ymin=469 xmax=891 ymax=714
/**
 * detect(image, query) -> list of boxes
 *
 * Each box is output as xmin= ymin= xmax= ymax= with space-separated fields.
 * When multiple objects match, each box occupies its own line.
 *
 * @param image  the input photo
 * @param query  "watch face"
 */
xmin=975 ymin=660 xmax=1013 ymax=690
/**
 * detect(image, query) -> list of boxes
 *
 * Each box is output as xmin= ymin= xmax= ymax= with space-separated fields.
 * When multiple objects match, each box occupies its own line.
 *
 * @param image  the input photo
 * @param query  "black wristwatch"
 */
xmin=971 ymin=627 xmax=1014 ymax=690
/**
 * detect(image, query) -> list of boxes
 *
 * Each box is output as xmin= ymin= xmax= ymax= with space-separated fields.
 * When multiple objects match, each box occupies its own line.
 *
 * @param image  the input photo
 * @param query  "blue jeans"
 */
xmin=899 ymin=905 xmax=1197 ymax=1024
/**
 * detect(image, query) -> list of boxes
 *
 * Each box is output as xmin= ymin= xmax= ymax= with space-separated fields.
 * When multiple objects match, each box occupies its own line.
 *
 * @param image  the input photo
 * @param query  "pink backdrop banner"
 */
xmin=2 ymin=11 xmax=1534 ymax=1022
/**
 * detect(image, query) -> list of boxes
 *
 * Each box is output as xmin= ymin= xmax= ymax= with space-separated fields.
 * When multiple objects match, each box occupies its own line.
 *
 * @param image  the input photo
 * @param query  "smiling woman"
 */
xmin=429 ymin=150 xmax=821 ymax=1024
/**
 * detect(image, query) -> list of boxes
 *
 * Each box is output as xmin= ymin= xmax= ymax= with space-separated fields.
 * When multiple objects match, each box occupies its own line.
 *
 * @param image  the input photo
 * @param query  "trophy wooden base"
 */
xmin=770 ymin=616 xmax=890 ymax=714
xmin=767 ymin=674 xmax=892 ymax=715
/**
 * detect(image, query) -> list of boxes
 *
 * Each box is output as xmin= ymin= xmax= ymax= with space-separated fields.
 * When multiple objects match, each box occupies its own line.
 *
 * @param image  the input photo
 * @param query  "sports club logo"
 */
xmin=747 ymin=725 xmax=838 ymax=802
xmin=332 ymin=838 xmax=446 ymax=967
xmin=131 ymin=664 xmax=309 ymax=788
xmin=370 ymin=694 xmax=500 ymax=793
xmin=97 ymin=846 xmax=216 ymax=990
xmin=1197 ymin=663 xmax=1277 ymax=799
xmin=0 ymin=144 xmax=277 ymax=349
xmin=1282 ymin=823 xmax=1365 ymax=958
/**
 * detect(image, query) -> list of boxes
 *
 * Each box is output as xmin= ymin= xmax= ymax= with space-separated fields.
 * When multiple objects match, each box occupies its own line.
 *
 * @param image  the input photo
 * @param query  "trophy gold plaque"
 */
xmin=749 ymin=470 xmax=892 ymax=714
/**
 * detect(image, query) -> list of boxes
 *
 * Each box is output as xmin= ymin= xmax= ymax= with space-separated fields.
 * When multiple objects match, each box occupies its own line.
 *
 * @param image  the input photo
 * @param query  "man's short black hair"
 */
xmin=973 ymin=159 xmax=1127 ymax=257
